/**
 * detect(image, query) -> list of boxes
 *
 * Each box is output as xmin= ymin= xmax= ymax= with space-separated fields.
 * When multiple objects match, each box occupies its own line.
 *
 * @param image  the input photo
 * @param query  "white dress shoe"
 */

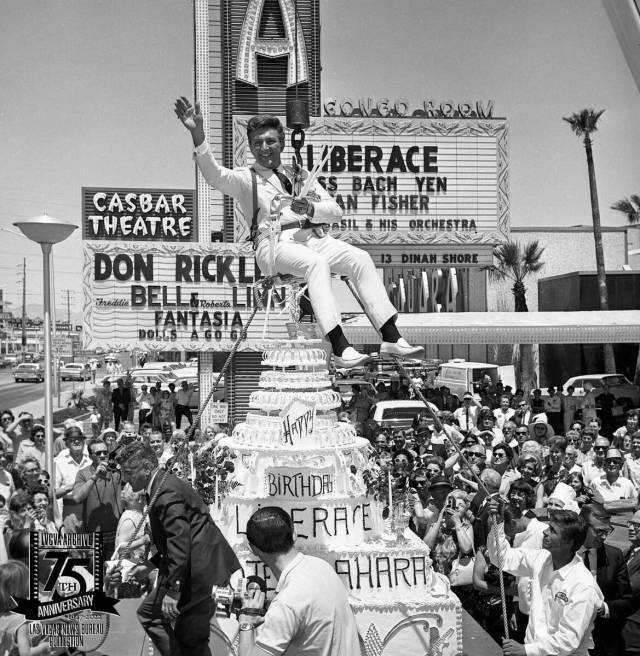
xmin=333 ymin=347 xmax=372 ymax=369
xmin=380 ymin=338 xmax=424 ymax=359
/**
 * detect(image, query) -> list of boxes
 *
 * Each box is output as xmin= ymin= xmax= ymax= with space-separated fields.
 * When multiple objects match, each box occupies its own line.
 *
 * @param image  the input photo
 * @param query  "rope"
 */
xmin=391 ymin=358 xmax=509 ymax=638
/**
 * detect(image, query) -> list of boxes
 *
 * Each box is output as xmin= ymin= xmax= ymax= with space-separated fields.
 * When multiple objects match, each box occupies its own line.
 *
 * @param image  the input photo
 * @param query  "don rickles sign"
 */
xmin=82 ymin=242 xmax=289 ymax=351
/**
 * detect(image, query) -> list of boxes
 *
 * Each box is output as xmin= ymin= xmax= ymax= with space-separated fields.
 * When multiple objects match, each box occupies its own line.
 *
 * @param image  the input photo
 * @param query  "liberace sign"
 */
xmin=82 ymin=242 xmax=288 ymax=351
xmin=232 ymin=116 xmax=509 ymax=246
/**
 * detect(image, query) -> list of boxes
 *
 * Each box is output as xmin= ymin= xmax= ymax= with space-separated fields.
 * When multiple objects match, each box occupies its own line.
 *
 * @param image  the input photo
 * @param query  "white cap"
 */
xmin=548 ymin=481 xmax=579 ymax=514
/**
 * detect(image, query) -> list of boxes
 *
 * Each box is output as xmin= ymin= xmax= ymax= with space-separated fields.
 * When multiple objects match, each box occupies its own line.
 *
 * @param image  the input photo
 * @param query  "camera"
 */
xmin=211 ymin=575 xmax=267 ymax=618
xmin=447 ymin=496 xmax=457 ymax=511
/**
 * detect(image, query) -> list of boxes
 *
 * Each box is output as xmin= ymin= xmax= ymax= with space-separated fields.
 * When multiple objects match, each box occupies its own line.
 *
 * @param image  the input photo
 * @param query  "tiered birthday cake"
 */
xmin=216 ymin=339 xmax=462 ymax=656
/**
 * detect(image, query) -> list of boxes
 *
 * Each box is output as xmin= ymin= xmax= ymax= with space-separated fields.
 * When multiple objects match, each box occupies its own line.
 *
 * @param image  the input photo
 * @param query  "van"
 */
xmin=434 ymin=360 xmax=515 ymax=401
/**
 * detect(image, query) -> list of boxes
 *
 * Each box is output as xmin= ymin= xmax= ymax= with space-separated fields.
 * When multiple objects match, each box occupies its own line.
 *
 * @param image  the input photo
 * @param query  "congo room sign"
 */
xmin=82 ymin=242 xmax=289 ymax=352
xmin=232 ymin=116 xmax=509 ymax=245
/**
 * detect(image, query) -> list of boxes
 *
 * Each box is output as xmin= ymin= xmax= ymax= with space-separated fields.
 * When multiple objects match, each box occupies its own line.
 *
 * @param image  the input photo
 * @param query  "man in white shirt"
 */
xmin=583 ymin=437 xmax=611 ymax=488
xmin=453 ymin=392 xmax=479 ymax=434
xmin=54 ymin=427 xmax=92 ymax=531
xmin=237 ymin=506 xmax=361 ymax=656
xmin=590 ymin=448 xmax=637 ymax=508
xmin=487 ymin=499 xmax=603 ymax=656
xmin=175 ymin=98 xmax=423 ymax=369
xmin=175 ymin=381 xmax=194 ymax=429
xmin=493 ymin=394 xmax=516 ymax=430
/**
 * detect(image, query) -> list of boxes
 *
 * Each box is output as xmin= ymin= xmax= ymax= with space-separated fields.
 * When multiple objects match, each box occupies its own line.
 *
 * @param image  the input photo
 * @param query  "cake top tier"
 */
xmin=262 ymin=339 xmax=328 ymax=369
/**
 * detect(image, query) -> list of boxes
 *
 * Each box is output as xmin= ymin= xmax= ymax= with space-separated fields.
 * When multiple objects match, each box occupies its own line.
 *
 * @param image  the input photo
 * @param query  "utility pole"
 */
xmin=20 ymin=259 xmax=26 ymax=361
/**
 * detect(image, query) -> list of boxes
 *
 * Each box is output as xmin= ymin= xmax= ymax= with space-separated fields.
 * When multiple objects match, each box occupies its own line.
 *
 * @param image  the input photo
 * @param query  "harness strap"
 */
xmin=249 ymin=167 xmax=260 ymax=249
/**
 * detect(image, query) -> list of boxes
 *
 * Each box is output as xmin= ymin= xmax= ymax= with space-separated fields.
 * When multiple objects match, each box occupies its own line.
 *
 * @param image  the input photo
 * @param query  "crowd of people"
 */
xmin=0 ymin=402 xmax=229 ymax=655
xmin=91 ymin=376 xmax=195 ymax=433
xmin=350 ymin=376 xmax=640 ymax=656
xmin=0 ymin=371 xmax=638 ymax=654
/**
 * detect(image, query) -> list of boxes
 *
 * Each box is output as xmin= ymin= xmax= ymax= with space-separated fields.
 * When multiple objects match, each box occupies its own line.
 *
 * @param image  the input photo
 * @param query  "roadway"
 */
xmin=0 ymin=370 xmax=83 ymax=415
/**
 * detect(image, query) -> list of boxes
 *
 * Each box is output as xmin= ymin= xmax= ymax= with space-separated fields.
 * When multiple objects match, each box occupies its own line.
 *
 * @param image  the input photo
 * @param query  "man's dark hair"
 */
xmin=9 ymin=490 xmax=33 ymax=513
xmin=8 ymin=530 xmax=30 ymax=563
xmin=548 ymin=509 xmax=588 ymax=551
xmin=246 ymin=115 xmax=285 ymax=147
xmin=64 ymin=426 xmax=85 ymax=442
xmin=87 ymin=439 xmax=106 ymax=455
xmin=116 ymin=441 xmax=158 ymax=470
xmin=579 ymin=503 xmax=612 ymax=526
xmin=246 ymin=506 xmax=294 ymax=554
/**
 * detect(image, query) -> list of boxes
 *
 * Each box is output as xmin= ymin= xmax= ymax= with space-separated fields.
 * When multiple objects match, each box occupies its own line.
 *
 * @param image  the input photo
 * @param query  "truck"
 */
xmin=434 ymin=359 xmax=516 ymax=401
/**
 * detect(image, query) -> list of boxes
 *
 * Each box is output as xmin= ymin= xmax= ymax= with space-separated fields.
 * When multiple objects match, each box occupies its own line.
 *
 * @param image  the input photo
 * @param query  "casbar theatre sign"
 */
xmin=231 ymin=115 xmax=508 ymax=246
xmin=82 ymin=187 xmax=196 ymax=241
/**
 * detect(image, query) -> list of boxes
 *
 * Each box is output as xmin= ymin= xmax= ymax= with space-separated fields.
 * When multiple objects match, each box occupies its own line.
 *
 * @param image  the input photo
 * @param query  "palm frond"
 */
xmin=611 ymin=199 xmax=635 ymax=214
xmin=611 ymin=197 xmax=640 ymax=223
xmin=563 ymin=108 xmax=605 ymax=137
xmin=494 ymin=241 xmax=521 ymax=268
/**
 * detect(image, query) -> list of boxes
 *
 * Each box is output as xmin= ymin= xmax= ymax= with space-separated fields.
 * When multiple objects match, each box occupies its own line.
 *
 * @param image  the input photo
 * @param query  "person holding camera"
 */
xmin=70 ymin=438 xmax=123 ymax=559
xmin=237 ymin=506 xmax=360 ymax=656
xmin=117 ymin=442 xmax=240 ymax=656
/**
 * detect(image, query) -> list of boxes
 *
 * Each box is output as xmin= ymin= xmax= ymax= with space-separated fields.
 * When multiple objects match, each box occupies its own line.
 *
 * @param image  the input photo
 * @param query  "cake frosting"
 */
xmin=215 ymin=338 xmax=463 ymax=656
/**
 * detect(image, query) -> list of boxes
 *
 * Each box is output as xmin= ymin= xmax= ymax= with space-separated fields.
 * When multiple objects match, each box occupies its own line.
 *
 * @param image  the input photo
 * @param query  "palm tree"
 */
xmin=487 ymin=240 xmax=545 ymax=312
xmin=612 ymin=194 xmax=640 ymax=384
xmin=611 ymin=195 xmax=640 ymax=224
xmin=485 ymin=240 xmax=545 ymax=393
xmin=563 ymin=108 xmax=616 ymax=373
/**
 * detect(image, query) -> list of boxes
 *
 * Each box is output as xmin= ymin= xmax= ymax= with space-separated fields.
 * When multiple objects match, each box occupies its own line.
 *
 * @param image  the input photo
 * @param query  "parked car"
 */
xmin=335 ymin=379 xmax=376 ymax=405
xmin=562 ymin=374 xmax=640 ymax=411
xmin=363 ymin=399 xmax=438 ymax=440
xmin=60 ymin=363 xmax=90 ymax=381
xmin=14 ymin=363 xmax=44 ymax=383
xmin=142 ymin=361 xmax=185 ymax=372
xmin=3 ymin=355 xmax=19 ymax=368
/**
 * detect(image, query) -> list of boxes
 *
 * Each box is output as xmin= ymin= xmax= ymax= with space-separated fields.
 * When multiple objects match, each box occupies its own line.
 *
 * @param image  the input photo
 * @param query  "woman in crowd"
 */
xmin=535 ymin=436 xmax=567 ymax=508
xmin=14 ymin=458 xmax=40 ymax=494
xmin=31 ymin=485 xmax=56 ymax=534
xmin=424 ymin=487 xmax=474 ymax=608
xmin=0 ymin=412 xmax=15 ymax=459
xmin=0 ymin=560 xmax=50 ymax=656
xmin=0 ymin=450 xmax=14 ymax=505
xmin=623 ymin=430 xmax=640 ymax=491
xmin=490 ymin=442 xmax=519 ymax=495
xmin=6 ymin=490 xmax=36 ymax=539
xmin=159 ymin=390 xmax=176 ymax=433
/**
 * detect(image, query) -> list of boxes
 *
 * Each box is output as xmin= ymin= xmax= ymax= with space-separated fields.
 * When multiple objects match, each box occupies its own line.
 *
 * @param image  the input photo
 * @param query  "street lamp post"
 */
xmin=13 ymin=215 xmax=77 ymax=522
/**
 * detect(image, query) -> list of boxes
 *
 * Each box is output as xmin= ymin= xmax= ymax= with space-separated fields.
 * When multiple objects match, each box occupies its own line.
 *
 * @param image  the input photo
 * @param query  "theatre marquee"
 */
xmin=82 ymin=242 xmax=288 ymax=352
xmin=232 ymin=116 xmax=508 ymax=246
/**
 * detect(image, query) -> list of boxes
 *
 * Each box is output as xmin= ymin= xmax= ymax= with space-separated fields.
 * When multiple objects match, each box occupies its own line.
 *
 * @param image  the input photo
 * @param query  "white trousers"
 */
xmin=255 ymin=233 xmax=397 ymax=336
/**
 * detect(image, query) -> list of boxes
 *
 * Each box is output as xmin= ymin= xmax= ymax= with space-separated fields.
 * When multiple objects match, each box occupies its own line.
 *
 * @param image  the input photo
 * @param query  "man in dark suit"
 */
xmin=623 ymin=510 xmax=640 ymax=655
xmin=111 ymin=377 xmax=132 ymax=431
xmin=118 ymin=442 xmax=241 ymax=656
xmin=579 ymin=504 xmax=637 ymax=656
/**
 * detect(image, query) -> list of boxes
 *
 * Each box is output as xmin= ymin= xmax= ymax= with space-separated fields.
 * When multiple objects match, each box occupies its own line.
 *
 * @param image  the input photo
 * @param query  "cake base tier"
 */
xmin=209 ymin=585 xmax=462 ymax=656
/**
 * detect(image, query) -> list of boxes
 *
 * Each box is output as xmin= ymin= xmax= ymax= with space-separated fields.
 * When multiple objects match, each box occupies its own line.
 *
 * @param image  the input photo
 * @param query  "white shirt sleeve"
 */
xmin=487 ymin=521 xmax=538 ymax=578
xmin=254 ymin=598 xmax=301 ymax=656
xmin=193 ymin=142 xmax=250 ymax=200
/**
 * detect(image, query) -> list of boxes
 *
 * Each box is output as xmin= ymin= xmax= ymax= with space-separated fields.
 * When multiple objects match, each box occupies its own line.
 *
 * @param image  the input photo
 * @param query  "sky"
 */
xmin=1 ymin=0 xmax=639 ymax=318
